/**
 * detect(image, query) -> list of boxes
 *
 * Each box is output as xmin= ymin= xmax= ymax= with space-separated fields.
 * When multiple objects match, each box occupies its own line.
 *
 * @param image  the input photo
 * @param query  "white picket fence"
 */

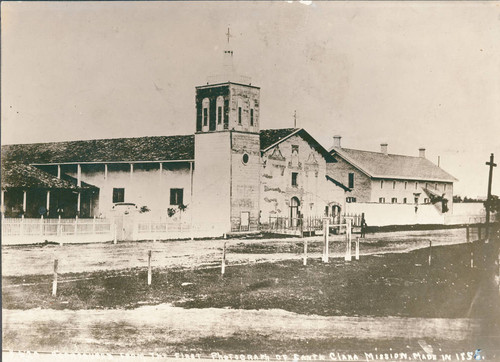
xmin=133 ymin=220 xmax=192 ymax=240
xmin=2 ymin=217 xmax=113 ymax=245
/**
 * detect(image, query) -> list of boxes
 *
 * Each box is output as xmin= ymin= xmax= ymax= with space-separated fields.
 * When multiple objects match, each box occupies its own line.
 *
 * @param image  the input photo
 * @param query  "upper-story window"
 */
xmin=444 ymin=184 xmax=447 ymax=192
xmin=404 ymin=181 xmax=408 ymax=190
xmin=393 ymin=181 xmax=396 ymax=189
xmin=380 ymin=180 xmax=384 ymax=189
xmin=391 ymin=197 xmax=397 ymax=203
xmin=379 ymin=197 xmax=386 ymax=204
xmin=291 ymin=172 xmax=298 ymax=187
xmin=202 ymin=98 xmax=210 ymax=127
xmin=348 ymin=173 xmax=354 ymax=189
xmin=238 ymin=107 xmax=242 ymax=124
xmin=250 ymin=109 xmax=254 ymax=126
xmin=216 ymin=96 xmax=224 ymax=125
xmin=415 ymin=182 xmax=418 ymax=190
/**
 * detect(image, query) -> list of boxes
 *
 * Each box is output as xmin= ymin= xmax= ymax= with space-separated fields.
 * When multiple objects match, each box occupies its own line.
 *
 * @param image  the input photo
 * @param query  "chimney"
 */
xmin=380 ymin=143 xmax=388 ymax=155
xmin=333 ymin=135 xmax=342 ymax=148
xmin=419 ymin=148 xmax=426 ymax=158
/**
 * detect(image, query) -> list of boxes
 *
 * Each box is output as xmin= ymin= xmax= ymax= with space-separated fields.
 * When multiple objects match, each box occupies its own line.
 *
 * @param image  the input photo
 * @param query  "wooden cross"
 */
xmin=226 ymin=27 xmax=232 ymax=44
xmin=485 ymin=153 xmax=496 ymax=239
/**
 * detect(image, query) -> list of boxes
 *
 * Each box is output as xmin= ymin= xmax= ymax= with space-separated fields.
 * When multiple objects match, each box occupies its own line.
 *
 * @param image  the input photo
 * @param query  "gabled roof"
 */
xmin=331 ymin=147 xmax=458 ymax=182
xmin=1 ymin=162 xmax=96 ymax=190
xmin=1 ymin=135 xmax=195 ymax=165
xmin=260 ymin=128 xmax=336 ymax=163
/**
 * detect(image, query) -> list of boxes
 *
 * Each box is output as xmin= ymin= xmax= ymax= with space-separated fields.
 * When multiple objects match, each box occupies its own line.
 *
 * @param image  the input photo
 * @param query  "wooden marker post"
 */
xmin=303 ymin=239 xmax=308 ymax=266
xmin=355 ymin=237 xmax=360 ymax=260
xmin=221 ymin=241 xmax=226 ymax=276
xmin=323 ymin=218 xmax=329 ymax=263
xmin=470 ymin=241 xmax=474 ymax=268
xmin=345 ymin=219 xmax=352 ymax=261
xmin=147 ymin=250 xmax=152 ymax=286
xmin=113 ymin=224 xmax=117 ymax=245
xmin=466 ymin=226 xmax=470 ymax=243
xmin=478 ymin=226 xmax=482 ymax=241
xmin=428 ymin=240 xmax=432 ymax=266
xmin=52 ymin=259 xmax=58 ymax=296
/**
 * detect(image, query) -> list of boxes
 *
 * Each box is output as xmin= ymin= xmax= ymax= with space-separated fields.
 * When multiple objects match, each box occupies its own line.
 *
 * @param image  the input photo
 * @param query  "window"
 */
xmin=250 ymin=109 xmax=254 ymax=126
xmin=379 ymin=197 xmax=386 ymax=203
xmin=425 ymin=183 xmax=429 ymax=189
xmin=203 ymin=108 xmax=208 ymax=126
xmin=424 ymin=198 xmax=430 ymax=204
xmin=404 ymin=181 xmax=408 ymax=190
xmin=444 ymin=184 xmax=447 ymax=192
xmin=242 ymin=153 xmax=249 ymax=165
xmin=238 ymin=107 xmax=242 ymax=124
xmin=346 ymin=197 xmax=357 ymax=203
xmin=414 ymin=197 xmax=419 ymax=204
xmin=170 ymin=188 xmax=184 ymax=206
xmin=392 ymin=181 xmax=396 ymax=189
xmin=291 ymin=172 xmax=298 ymax=187
xmin=415 ymin=182 xmax=418 ymax=190
xmin=112 ymin=188 xmax=125 ymax=203
xmin=381 ymin=180 xmax=384 ymax=189
xmin=216 ymin=96 xmax=224 ymax=125
xmin=202 ymin=98 xmax=209 ymax=127
xmin=391 ymin=197 xmax=397 ymax=204
xmin=403 ymin=197 xmax=407 ymax=204
xmin=348 ymin=173 xmax=354 ymax=189
xmin=217 ymin=106 xmax=222 ymax=124
xmin=435 ymin=183 xmax=438 ymax=190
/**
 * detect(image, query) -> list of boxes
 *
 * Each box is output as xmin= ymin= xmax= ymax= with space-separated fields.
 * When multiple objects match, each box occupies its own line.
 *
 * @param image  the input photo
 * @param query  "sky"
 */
xmin=1 ymin=1 xmax=499 ymax=197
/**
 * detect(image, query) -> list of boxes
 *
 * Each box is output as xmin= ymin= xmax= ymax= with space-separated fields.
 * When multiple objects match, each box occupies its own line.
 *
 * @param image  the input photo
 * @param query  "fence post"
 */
xmin=20 ymin=215 xmax=24 ymax=237
xmin=57 ymin=215 xmax=61 ymax=237
xmin=221 ymin=241 xmax=227 ymax=276
xmin=322 ymin=218 xmax=329 ymax=263
xmin=40 ymin=215 xmax=44 ymax=236
xmin=428 ymin=240 xmax=432 ymax=266
xmin=466 ymin=226 xmax=470 ymax=243
xmin=345 ymin=219 xmax=352 ymax=261
xmin=74 ymin=216 xmax=78 ymax=236
xmin=113 ymin=223 xmax=117 ymax=244
xmin=303 ymin=239 xmax=308 ymax=266
xmin=470 ymin=241 xmax=474 ymax=268
xmin=355 ymin=237 xmax=360 ymax=260
xmin=93 ymin=216 xmax=96 ymax=234
xmin=147 ymin=250 xmax=152 ymax=286
xmin=478 ymin=225 xmax=482 ymax=241
xmin=52 ymin=259 xmax=58 ymax=296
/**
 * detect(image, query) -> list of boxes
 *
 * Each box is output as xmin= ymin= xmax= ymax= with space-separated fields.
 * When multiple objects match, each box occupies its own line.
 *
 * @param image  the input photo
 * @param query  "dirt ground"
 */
xmin=3 ymin=227 xmax=499 ymax=360
xmin=2 ymin=228 xmax=468 ymax=276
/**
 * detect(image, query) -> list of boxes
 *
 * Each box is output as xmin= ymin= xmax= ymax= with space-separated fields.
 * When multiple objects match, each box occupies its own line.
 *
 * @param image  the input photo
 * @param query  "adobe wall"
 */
xmin=261 ymin=135 xmax=346 ymax=223
xmin=326 ymin=157 xmax=372 ymax=202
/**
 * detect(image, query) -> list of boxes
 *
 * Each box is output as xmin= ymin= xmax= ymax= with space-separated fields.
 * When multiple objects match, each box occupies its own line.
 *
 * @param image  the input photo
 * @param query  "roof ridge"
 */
xmin=1 ymin=134 xmax=194 ymax=147
xmin=338 ymin=147 xmax=425 ymax=159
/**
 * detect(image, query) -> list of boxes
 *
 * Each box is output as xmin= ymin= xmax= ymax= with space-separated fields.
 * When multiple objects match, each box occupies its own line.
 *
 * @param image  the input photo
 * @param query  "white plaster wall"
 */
xmin=67 ymin=163 xmax=193 ymax=220
xmin=345 ymin=202 xmax=445 ymax=226
xmin=193 ymin=132 xmax=231 ymax=235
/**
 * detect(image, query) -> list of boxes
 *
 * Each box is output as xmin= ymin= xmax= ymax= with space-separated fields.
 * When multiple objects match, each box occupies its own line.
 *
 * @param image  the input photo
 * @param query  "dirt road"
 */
xmin=2 ymin=304 xmax=478 ymax=354
xmin=2 ymin=229 xmax=468 ymax=276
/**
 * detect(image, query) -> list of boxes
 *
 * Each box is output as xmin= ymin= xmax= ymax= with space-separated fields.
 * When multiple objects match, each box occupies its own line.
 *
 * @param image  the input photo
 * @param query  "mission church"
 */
xmin=1 ymin=37 xmax=350 ymax=237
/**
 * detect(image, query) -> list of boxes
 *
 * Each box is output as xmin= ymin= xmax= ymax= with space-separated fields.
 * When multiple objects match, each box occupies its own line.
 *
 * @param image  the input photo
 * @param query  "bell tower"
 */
xmin=192 ymin=28 xmax=261 ymax=235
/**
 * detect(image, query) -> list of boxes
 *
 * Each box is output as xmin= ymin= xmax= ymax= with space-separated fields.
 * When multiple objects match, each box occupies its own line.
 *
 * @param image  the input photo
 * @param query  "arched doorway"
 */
xmin=290 ymin=197 xmax=300 ymax=227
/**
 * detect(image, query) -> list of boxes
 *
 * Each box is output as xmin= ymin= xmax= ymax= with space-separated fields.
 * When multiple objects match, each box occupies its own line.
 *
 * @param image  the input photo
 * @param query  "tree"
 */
xmin=484 ymin=195 xmax=500 ymax=214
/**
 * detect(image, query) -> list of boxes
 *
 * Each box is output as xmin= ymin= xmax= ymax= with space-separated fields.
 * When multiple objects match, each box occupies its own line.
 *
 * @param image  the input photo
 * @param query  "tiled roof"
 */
xmin=1 ymin=162 xmax=94 ymax=190
xmin=260 ymin=128 xmax=336 ymax=163
xmin=259 ymin=128 xmax=299 ymax=150
xmin=1 ymin=135 xmax=195 ymax=164
xmin=331 ymin=147 xmax=457 ymax=182
xmin=1 ymin=128 xmax=334 ymax=165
